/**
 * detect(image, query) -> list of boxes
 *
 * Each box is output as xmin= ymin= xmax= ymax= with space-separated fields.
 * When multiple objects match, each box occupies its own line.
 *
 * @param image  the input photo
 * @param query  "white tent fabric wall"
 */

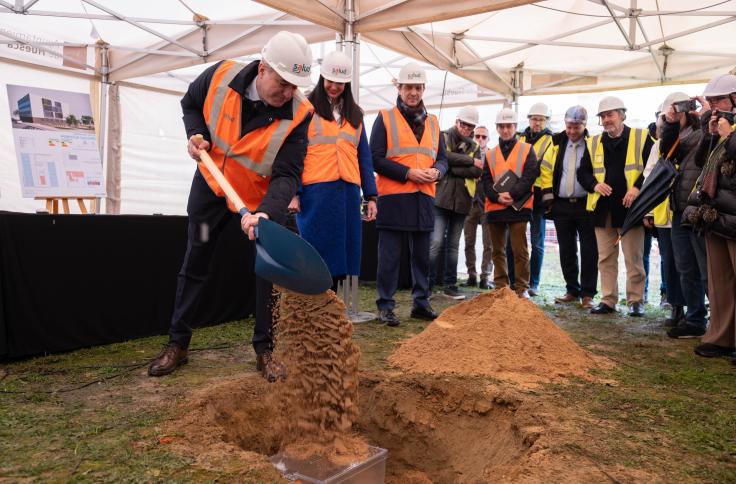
xmin=0 ymin=1 xmax=733 ymax=214
xmin=118 ymin=85 xmax=191 ymax=215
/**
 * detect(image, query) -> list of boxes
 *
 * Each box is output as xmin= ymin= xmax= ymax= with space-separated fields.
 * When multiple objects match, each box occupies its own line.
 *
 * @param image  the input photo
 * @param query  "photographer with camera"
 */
xmin=657 ymin=92 xmax=707 ymax=339
xmin=682 ymin=74 xmax=736 ymax=361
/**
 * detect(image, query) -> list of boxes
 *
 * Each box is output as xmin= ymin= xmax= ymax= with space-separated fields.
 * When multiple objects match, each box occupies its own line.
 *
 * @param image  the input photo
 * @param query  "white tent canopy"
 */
xmin=0 ymin=0 xmax=732 ymax=214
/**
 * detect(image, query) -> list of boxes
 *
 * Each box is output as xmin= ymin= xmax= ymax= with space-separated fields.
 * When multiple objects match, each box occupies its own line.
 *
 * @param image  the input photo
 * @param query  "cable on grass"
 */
xmin=0 ymin=343 xmax=238 ymax=395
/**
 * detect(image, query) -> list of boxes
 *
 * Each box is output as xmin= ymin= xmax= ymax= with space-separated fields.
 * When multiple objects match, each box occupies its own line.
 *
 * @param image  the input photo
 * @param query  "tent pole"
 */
xmin=511 ymin=63 xmax=523 ymax=112
xmin=339 ymin=0 xmax=359 ymax=103
xmin=97 ymin=45 xmax=109 ymax=214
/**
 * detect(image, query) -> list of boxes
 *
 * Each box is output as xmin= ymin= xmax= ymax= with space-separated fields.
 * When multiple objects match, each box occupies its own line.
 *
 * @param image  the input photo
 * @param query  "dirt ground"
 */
xmin=2 ymin=260 xmax=735 ymax=482
xmin=158 ymin=289 xmax=661 ymax=482
xmin=167 ymin=369 xmax=655 ymax=483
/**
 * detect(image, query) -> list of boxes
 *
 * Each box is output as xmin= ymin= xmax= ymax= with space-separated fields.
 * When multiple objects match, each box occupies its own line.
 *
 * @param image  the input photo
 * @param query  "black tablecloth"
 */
xmin=0 ymin=211 xmax=255 ymax=359
xmin=0 ymin=213 xmax=414 ymax=359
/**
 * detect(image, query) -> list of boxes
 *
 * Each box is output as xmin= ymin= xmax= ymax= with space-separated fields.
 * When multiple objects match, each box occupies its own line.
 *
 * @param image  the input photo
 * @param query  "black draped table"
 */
xmin=0 ymin=212 xmax=412 ymax=359
xmin=0 ymin=211 xmax=256 ymax=359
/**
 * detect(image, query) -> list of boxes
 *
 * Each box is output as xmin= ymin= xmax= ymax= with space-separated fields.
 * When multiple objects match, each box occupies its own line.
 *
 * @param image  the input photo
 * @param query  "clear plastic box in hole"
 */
xmin=270 ymin=445 xmax=387 ymax=484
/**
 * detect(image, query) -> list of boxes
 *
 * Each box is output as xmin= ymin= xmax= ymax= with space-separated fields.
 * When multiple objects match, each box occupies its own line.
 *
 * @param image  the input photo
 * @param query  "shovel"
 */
xmin=198 ymin=149 xmax=332 ymax=295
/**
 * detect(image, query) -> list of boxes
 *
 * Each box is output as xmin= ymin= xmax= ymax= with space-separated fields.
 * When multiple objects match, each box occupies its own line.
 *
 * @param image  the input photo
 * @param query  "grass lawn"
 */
xmin=1 ymin=251 xmax=735 ymax=482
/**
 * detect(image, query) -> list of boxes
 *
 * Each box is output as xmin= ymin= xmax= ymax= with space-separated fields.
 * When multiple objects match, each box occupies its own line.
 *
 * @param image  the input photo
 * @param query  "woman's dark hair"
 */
xmin=307 ymin=75 xmax=364 ymax=129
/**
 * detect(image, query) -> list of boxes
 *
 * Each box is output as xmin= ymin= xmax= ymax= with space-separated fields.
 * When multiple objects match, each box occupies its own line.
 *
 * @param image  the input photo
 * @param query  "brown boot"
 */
xmin=581 ymin=296 xmax=595 ymax=309
xmin=256 ymin=351 xmax=287 ymax=383
xmin=555 ymin=293 xmax=580 ymax=304
xmin=148 ymin=344 xmax=188 ymax=377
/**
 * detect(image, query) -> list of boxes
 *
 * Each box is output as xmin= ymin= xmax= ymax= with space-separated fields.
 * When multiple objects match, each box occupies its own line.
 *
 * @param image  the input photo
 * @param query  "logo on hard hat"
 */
xmin=331 ymin=67 xmax=348 ymax=76
xmin=407 ymin=72 xmax=422 ymax=80
xmin=292 ymin=64 xmax=311 ymax=74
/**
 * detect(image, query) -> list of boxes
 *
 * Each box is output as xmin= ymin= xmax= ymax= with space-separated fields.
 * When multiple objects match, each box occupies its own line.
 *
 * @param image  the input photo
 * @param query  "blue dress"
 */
xmin=297 ymin=125 xmax=377 ymax=278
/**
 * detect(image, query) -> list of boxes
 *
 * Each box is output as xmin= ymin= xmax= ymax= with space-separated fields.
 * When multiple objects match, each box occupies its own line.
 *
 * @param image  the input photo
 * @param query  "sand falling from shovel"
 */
xmin=271 ymin=289 xmax=367 ymax=464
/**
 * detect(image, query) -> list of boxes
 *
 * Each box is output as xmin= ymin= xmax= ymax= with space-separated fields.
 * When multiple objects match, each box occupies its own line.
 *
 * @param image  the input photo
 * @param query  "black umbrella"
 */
xmin=620 ymin=156 xmax=678 ymax=237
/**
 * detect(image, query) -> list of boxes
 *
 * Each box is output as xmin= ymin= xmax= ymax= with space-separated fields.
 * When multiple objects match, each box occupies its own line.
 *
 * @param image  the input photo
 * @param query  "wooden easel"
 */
xmin=35 ymin=196 xmax=97 ymax=214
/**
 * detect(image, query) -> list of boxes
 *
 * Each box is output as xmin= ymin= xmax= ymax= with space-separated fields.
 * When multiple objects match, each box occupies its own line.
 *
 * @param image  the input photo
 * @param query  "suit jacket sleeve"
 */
xmin=577 ymin=146 xmax=598 ymax=192
xmin=433 ymin=134 xmax=449 ymax=178
xmin=357 ymin=126 xmax=377 ymax=198
xmin=482 ymin=151 xmax=499 ymax=203
xmin=181 ymin=61 xmax=222 ymax=144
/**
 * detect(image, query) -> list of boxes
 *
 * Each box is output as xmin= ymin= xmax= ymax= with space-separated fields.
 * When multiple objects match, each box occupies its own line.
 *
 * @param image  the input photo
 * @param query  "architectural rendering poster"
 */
xmin=6 ymin=84 xmax=104 ymax=198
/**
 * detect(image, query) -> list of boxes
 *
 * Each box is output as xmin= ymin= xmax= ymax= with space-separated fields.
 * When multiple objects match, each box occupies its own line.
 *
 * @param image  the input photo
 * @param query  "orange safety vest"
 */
xmin=302 ymin=114 xmax=362 ymax=186
xmin=199 ymin=60 xmax=314 ymax=212
xmin=484 ymin=141 xmax=533 ymax=212
xmin=376 ymin=106 xmax=440 ymax=198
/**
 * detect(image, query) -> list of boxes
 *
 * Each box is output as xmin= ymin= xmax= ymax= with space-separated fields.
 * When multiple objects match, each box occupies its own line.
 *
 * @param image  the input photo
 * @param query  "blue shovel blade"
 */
xmin=253 ymin=217 xmax=332 ymax=295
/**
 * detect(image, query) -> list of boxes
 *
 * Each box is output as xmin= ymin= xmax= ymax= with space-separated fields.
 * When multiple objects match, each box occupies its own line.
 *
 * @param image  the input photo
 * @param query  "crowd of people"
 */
xmin=147 ymin=31 xmax=736 ymax=380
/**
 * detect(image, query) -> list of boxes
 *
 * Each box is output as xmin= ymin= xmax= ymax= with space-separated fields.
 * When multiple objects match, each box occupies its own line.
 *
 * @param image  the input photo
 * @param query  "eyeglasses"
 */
xmin=458 ymin=121 xmax=476 ymax=130
xmin=474 ymin=134 xmax=488 ymax=139
xmin=706 ymin=95 xmax=729 ymax=105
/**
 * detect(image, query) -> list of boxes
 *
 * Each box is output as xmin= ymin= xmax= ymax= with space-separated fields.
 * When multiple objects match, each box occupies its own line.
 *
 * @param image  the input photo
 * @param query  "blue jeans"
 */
xmin=670 ymin=212 xmax=707 ymax=328
xmin=507 ymin=208 xmax=544 ymax=290
xmin=429 ymin=206 xmax=466 ymax=286
xmin=657 ymin=228 xmax=684 ymax=306
xmin=529 ymin=207 xmax=546 ymax=290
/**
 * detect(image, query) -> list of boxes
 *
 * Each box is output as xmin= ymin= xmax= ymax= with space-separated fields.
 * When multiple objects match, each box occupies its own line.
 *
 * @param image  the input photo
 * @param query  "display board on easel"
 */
xmin=6 ymin=84 xmax=105 ymax=213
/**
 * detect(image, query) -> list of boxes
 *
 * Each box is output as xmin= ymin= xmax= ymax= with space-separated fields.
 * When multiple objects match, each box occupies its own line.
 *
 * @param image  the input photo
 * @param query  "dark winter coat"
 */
xmin=683 ymin=131 xmax=736 ymax=240
xmin=659 ymin=116 xmax=704 ymax=212
xmin=434 ymin=126 xmax=483 ymax=215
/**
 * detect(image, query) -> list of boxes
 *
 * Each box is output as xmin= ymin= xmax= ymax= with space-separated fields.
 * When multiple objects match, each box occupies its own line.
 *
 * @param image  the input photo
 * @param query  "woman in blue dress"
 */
xmin=289 ymin=50 xmax=377 ymax=290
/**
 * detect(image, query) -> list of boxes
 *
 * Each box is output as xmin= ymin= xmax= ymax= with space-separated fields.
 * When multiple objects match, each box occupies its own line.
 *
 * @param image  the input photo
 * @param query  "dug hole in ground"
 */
xmin=167 ymin=287 xmax=651 ymax=483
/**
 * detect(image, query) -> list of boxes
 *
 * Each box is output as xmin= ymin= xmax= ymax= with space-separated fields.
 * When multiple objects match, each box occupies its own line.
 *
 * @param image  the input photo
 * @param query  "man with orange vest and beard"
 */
xmin=370 ymin=62 xmax=448 ymax=327
xmin=147 ymin=32 xmax=314 ymax=382
xmin=482 ymin=108 xmax=540 ymax=298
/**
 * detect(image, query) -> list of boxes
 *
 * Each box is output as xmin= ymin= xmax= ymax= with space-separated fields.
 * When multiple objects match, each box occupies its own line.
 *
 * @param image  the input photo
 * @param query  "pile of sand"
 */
xmin=389 ymin=287 xmax=604 ymax=385
xmin=272 ymin=289 xmax=366 ymax=463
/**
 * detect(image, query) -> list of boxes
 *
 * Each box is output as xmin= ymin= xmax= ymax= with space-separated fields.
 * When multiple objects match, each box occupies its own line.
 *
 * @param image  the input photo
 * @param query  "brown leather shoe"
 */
xmin=148 ymin=344 xmax=188 ymax=377
xmin=555 ymin=293 xmax=580 ymax=304
xmin=581 ymin=296 xmax=594 ymax=309
xmin=256 ymin=351 xmax=287 ymax=383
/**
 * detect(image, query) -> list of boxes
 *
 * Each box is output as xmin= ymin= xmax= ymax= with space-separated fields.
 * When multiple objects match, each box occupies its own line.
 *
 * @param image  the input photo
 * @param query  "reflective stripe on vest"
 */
xmin=376 ymin=106 xmax=440 ymax=197
xmin=585 ymin=128 xmax=649 ymax=211
xmin=205 ymin=62 xmax=307 ymax=178
xmin=384 ymin=108 xmax=438 ymax=159
xmin=520 ymin=133 xmax=552 ymax=187
xmin=484 ymin=141 xmax=533 ymax=213
xmin=200 ymin=60 xmax=313 ymax=212
xmin=302 ymin=114 xmax=362 ymax=186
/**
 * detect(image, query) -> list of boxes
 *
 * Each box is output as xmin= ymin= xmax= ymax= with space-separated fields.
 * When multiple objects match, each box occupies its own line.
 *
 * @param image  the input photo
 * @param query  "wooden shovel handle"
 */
xmin=198 ymin=149 xmax=248 ymax=214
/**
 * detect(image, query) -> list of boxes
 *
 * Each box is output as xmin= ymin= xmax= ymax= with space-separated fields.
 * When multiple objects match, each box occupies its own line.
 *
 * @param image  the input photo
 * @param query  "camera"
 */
xmin=673 ymin=98 xmax=698 ymax=113
xmin=714 ymin=109 xmax=736 ymax=125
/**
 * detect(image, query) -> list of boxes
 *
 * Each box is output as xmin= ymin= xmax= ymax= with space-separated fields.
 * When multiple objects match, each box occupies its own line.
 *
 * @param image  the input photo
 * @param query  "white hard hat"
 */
xmin=564 ymin=105 xmax=587 ymax=124
xmin=260 ymin=31 xmax=313 ymax=87
xmin=321 ymin=51 xmax=352 ymax=83
xmin=703 ymin=74 xmax=736 ymax=97
xmin=457 ymin=105 xmax=479 ymax=125
xmin=495 ymin=108 xmax=518 ymax=124
xmin=397 ymin=62 xmax=427 ymax=84
xmin=597 ymin=96 xmax=626 ymax=116
xmin=527 ymin=102 xmax=550 ymax=118
xmin=662 ymin=92 xmax=689 ymax=111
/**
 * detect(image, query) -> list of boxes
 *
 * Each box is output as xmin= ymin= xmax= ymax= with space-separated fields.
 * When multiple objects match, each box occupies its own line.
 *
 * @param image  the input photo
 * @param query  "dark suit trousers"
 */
xmin=552 ymin=198 xmax=598 ymax=298
xmin=168 ymin=170 xmax=275 ymax=354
